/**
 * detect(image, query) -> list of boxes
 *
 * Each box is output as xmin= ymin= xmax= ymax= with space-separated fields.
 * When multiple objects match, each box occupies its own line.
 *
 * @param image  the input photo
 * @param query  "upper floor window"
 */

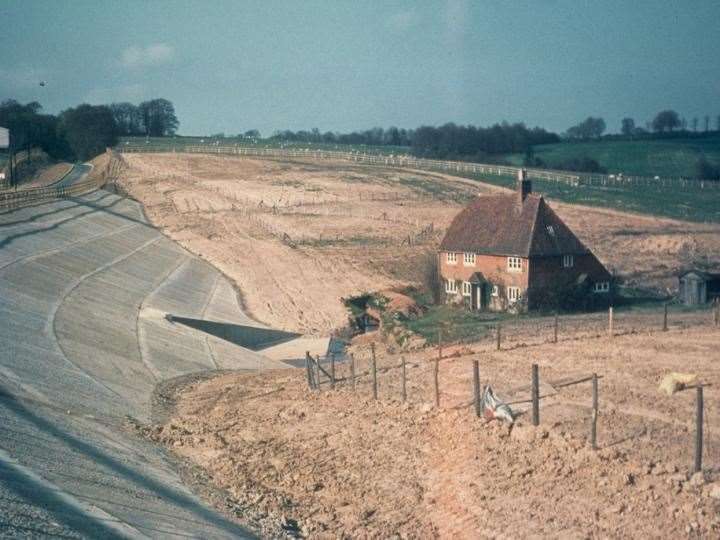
xmin=507 ymin=257 xmax=522 ymax=272
xmin=446 ymin=252 xmax=457 ymax=265
xmin=462 ymin=281 xmax=472 ymax=296
xmin=562 ymin=254 xmax=574 ymax=268
xmin=445 ymin=279 xmax=458 ymax=294
xmin=463 ymin=252 xmax=476 ymax=266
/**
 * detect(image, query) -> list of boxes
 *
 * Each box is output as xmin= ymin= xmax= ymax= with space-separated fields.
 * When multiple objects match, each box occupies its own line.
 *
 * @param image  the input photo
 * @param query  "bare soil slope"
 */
xmin=146 ymin=326 xmax=720 ymax=538
xmin=118 ymin=153 xmax=720 ymax=335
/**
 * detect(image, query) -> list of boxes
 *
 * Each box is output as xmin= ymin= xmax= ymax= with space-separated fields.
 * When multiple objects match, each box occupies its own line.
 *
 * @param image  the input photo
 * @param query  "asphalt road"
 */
xmin=0 ymin=189 xmax=285 ymax=538
xmin=54 ymin=163 xmax=92 ymax=187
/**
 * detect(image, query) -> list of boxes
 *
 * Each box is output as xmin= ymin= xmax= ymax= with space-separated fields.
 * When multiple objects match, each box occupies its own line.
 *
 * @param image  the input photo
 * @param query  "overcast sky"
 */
xmin=2 ymin=0 xmax=719 ymax=136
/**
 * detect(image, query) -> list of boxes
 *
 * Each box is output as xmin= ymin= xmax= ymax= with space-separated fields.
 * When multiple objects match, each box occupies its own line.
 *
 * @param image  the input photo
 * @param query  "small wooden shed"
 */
xmin=678 ymin=270 xmax=720 ymax=305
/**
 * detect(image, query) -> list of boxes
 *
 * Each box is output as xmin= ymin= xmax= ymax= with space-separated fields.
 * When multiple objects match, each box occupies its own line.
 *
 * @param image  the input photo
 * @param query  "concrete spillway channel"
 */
xmin=0 ymin=188 xmax=289 ymax=537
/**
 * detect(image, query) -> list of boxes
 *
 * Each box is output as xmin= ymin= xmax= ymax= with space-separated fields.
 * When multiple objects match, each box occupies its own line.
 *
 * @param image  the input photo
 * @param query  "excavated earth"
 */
xmin=145 ymin=326 xmax=720 ymax=538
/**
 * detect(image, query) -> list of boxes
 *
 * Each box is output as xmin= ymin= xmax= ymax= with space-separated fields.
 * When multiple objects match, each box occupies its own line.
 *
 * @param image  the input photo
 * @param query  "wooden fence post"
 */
xmin=315 ymin=354 xmax=322 ymax=392
xmin=496 ymin=324 xmax=502 ymax=351
xmin=553 ymin=312 xmax=559 ymax=343
xmin=434 ymin=358 xmax=440 ymax=407
xmin=608 ymin=306 xmax=614 ymax=338
xmin=305 ymin=351 xmax=314 ymax=389
xmin=663 ymin=302 xmax=668 ymax=331
xmin=437 ymin=329 xmax=442 ymax=361
xmin=531 ymin=363 xmax=539 ymax=426
xmin=591 ymin=373 xmax=598 ymax=450
xmin=695 ymin=385 xmax=704 ymax=473
xmin=472 ymin=360 xmax=481 ymax=418
xmin=371 ymin=344 xmax=378 ymax=400
xmin=401 ymin=357 xmax=407 ymax=402
xmin=714 ymin=299 xmax=719 ymax=327
xmin=350 ymin=353 xmax=356 ymax=391
xmin=330 ymin=353 xmax=336 ymax=390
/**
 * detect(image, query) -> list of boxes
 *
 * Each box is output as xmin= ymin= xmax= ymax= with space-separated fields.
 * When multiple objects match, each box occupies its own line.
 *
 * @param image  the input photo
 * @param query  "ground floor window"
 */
xmin=593 ymin=281 xmax=610 ymax=293
xmin=462 ymin=281 xmax=472 ymax=296
xmin=507 ymin=286 xmax=521 ymax=302
xmin=491 ymin=285 xmax=499 ymax=297
xmin=445 ymin=279 xmax=458 ymax=294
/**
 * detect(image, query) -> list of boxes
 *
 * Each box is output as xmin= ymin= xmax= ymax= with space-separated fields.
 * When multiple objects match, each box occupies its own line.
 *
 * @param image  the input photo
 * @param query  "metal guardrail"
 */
xmin=117 ymin=144 xmax=720 ymax=191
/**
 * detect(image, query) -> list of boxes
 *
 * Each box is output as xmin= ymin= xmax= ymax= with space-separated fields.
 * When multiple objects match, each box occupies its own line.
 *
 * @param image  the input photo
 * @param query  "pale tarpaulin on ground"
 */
xmin=0 ymin=127 xmax=8 ymax=149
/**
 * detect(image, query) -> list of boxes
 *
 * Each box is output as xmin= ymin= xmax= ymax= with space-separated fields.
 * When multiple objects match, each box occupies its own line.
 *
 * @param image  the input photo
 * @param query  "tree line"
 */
xmin=565 ymin=110 xmax=720 ymax=140
xmin=270 ymin=126 xmax=413 ymax=148
xmin=0 ymin=98 xmax=179 ymax=162
xmin=270 ymin=122 xmax=559 ymax=161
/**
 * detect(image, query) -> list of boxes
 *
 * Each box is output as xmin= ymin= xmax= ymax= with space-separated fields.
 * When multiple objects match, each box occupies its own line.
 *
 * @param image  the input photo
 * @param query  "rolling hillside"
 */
xmin=504 ymin=135 xmax=720 ymax=178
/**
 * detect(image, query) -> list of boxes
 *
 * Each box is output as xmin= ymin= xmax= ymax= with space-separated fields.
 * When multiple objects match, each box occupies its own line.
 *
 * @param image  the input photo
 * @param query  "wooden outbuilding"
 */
xmin=678 ymin=270 xmax=720 ymax=305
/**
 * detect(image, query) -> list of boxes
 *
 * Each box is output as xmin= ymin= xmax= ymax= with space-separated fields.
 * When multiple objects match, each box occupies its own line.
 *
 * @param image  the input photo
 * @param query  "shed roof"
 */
xmin=679 ymin=270 xmax=720 ymax=281
xmin=439 ymin=193 xmax=590 ymax=257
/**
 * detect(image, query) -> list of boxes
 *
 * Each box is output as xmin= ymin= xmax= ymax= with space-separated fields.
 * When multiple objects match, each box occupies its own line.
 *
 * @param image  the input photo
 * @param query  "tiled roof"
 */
xmin=439 ymin=193 xmax=590 ymax=257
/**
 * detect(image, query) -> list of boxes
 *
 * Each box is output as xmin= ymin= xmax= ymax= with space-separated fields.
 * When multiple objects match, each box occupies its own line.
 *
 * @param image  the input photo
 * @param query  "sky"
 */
xmin=1 ymin=0 xmax=719 ymax=136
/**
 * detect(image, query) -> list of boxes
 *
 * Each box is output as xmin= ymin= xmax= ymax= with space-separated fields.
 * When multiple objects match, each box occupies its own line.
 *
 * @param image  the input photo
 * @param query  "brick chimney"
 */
xmin=517 ymin=168 xmax=531 ymax=204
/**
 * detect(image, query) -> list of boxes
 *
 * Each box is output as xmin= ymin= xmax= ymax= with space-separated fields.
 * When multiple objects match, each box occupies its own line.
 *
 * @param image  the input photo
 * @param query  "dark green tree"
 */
xmin=138 ymin=98 xmax=179 ymax=136
xmin=620 ymin=117 xmax=635 ymax=136
xmin=651 ymin=110 xmax=681 ymax=133
xmin=565 ymin=117 xmax=606 ymax=139
xmin=58 ymin=104 xmax=118 ymax=161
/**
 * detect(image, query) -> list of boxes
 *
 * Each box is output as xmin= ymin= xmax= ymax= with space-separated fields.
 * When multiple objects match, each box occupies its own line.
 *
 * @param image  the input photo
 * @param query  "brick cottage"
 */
xmin=438 ymin=170 xmax=611 ymax=311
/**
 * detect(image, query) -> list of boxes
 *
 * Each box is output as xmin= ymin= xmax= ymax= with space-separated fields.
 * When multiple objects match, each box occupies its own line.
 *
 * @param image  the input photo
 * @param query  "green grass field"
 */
xmin=118 ymin=136 xmax=409 ymax=156
xmin=504 ymin=135 xmax=720 ymax=178
xmin=453 ymin=171 xmax=720 ymax=223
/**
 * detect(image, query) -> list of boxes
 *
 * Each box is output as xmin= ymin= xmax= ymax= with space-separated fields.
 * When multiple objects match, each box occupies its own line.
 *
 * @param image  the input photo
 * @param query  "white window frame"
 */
xmin=445 ymin=279 xmax=458 ymax=294
xmin=507 ymin=257 xmax=522 ymax=273
xmin=446 ymin=252 xmax=457 ymax=265
xmin=507 ymin=286 xmax=521 ymax=303
xmin=462 ymin=281 xmax=472 ymax=296
xmin=491 ymin=285 xmax=499 ymax=297
xmin=593 ymin=281 xmax=610 ymax=293
xmin=562 ymin=254 xmax=574 ymax=268
xmin=463 ymin=252 xmax=476 ymax=266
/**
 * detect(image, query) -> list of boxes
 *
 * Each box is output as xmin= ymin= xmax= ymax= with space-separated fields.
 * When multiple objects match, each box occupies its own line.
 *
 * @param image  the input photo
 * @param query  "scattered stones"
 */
xmin=689 ymin=471 xmax=706 ymax=487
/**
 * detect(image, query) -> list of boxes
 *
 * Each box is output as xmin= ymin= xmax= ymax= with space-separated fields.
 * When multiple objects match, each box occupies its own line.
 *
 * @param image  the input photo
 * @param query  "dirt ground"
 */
xmin=117 ymin=153 xmax=720 ymax=336
xmin=142 ymin=325 xmax=720 ymax=538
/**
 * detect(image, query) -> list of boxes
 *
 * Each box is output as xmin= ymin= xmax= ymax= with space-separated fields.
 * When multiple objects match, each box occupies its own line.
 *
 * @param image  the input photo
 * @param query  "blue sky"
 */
xmin=1 ymin=0 xmax=719 ymax=136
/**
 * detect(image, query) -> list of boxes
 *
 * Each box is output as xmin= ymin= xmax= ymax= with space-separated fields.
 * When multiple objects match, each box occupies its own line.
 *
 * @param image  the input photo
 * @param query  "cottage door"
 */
xmin=473 ymin=284 xmax=482 ymax=311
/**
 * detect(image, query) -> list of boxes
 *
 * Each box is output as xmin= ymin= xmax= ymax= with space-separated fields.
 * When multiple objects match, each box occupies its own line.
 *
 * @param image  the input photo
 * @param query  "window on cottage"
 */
xmin=507 ymin=257 xmax=522 ymax=272
xmin=462 ymin=281 xmax=472 ymax=296
xmin=491 ymin=285 xmax=499 ymax=297
xmin=446 ymin=252 xmax=457 ymax=265
xmin=463 ymin=252 xmax=475 ymax=266
xmin=445 ymin=279 xmax=458 ymax=294
xmin=562 ymin=254 xmax=574 ymax=268
xmin=593 ymin=281 xmax=610 ymax=293
xmin=507 ymin=286 xmax=521 ymax=302
xmin=546 ymin=225 xmax=555 ymax=236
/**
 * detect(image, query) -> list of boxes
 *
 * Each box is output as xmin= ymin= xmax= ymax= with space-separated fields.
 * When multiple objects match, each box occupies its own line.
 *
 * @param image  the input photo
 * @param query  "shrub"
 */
xmin=695 ymin=156 xmax=720 ymax=180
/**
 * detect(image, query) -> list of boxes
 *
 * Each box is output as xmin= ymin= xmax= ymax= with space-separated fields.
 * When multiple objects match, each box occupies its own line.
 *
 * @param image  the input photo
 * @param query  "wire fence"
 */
xmin=0 ymin=151 xmax=126 ymax=209
xmin=434 ymin=302 xmax=719 ymax=350
xmin=117 ymin=143 xmax=720 ymax=192
xmin=306 ymin=303 xmax=720 ymax=474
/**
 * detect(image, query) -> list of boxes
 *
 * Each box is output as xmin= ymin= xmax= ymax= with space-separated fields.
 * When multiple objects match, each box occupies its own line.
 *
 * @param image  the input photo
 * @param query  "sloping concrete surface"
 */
xmin=0 ymin=189 xmax=286 ymax=537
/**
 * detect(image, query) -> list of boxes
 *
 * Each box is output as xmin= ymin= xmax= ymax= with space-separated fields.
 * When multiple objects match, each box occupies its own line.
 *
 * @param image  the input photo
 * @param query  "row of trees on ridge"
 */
xmin=0 ymin=98 xmax=178 ymax=161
